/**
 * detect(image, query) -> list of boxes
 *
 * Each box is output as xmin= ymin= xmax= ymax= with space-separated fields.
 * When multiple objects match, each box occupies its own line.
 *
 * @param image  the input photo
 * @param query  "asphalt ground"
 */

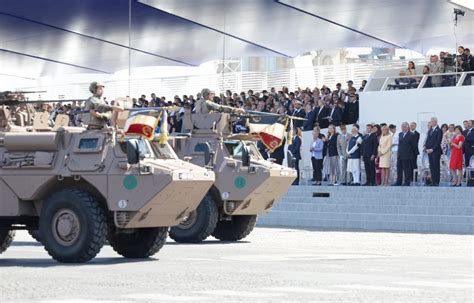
xmin=0 ymin=228 xmax=472 ymax=302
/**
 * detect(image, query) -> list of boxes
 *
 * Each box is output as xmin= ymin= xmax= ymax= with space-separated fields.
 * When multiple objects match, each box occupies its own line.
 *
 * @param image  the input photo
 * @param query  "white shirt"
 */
xmin=391 ymin=132 xmax=398 ymax=152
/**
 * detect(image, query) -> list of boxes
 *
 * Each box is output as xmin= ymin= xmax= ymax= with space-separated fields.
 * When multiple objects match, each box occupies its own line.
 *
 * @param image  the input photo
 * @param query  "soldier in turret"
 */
xmin=85 ymin=81 xmax=123 ymax=129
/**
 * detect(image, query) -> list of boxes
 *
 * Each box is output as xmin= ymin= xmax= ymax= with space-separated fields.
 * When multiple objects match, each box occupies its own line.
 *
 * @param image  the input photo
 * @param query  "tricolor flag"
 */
xmin=248 ymin=115 xmax=288 ymax=152
xmin=123 ymin=115 xmax=157 ymax=140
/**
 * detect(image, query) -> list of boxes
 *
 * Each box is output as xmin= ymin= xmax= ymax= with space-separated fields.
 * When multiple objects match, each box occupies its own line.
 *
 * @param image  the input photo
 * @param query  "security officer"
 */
xmin=85 ymin=81 xmax=123 ymax=129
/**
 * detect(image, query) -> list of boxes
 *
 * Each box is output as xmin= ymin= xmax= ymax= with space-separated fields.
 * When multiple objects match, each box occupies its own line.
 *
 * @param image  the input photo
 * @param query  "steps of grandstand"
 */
xmin=257 ymin=186 xmax=474 ymax=234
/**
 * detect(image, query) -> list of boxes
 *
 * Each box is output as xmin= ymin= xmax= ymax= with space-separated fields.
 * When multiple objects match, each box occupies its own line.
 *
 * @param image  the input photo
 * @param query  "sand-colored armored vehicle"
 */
xmin=0 ymin=98 xmax=214 ymax=263
xmin=155 ymin=109 xmax=297 ymax=243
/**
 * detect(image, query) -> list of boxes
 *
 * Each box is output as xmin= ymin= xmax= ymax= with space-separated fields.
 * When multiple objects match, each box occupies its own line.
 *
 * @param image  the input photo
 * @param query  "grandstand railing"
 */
xmin=365 ymin=71 xmax=474 ymax=92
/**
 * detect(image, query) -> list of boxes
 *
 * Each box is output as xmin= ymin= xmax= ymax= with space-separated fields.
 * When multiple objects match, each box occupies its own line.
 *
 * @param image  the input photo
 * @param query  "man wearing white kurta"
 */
xmin=346 ymin=124 xmax=363 ymax=185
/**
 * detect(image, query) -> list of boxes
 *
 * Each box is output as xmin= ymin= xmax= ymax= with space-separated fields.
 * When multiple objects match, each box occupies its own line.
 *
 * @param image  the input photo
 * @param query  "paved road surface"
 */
xmin=0 ymin=228 xmax=472 ymax=302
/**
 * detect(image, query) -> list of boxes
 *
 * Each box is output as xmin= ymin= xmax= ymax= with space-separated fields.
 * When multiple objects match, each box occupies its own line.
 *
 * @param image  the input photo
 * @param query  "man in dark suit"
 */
xmin=328 ymin=103 xmax=342 ymax=126
xmin=464 ymin=120 xmax=474 ymax=180
xmin=344 ymin=90 xmax=359 ymax=124
xmin=257 ymin=141 xmax=268 ymax=160
xmin=395 ymin=122 xmax=417 ymax=186
xmin=288 ymin=128 xmax=302 ymax=185
xmin=270 ymin=137 xmax=286 ymax=165
xmin=424 ymin=117 xmax=443 ymax=186
xmin=303 ymin=105 xmax=317 ymax=131
xmin=291 ymin=100 xmax=306 ymax=128
xmin=317 ymin=101 xmax=331 ymax=129
xmin=361 ymin=124 xmax=379 ymax=186
xmin=410 ymin=122 xmax=420 ymax=180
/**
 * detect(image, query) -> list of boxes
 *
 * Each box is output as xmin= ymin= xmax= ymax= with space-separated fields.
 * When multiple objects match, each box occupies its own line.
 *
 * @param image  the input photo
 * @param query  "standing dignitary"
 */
xmin=362 ymin=124 xmax=379 ymax=186
xmin=424 ymin=117 xmax=443 ymax=186
xmin=394 ymin=122 xmax=417 ymax=186
xmin=288 ymin=128 xmax=302 ymax=185
xmin=463 ymin=120 xmax=474 ymax=182
xmin=410 ymin=122 xmax=420 ymax=179
xmin=347 ymin=124 xmax=363 ymax=185
xmin=337 ymin=125 xmax=352 ymax=185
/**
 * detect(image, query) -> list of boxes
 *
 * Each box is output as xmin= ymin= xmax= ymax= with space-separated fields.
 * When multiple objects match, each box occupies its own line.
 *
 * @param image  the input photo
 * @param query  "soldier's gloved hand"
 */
xmin=101 ymin=112 xmax=112 ymax=121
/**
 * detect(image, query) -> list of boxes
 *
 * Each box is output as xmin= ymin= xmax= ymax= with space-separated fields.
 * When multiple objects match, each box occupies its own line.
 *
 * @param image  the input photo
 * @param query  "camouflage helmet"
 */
xmin=200 ymin=88 xmax=214 ymax=100
xmin=89 ymin=81 xmax=105 ymax=94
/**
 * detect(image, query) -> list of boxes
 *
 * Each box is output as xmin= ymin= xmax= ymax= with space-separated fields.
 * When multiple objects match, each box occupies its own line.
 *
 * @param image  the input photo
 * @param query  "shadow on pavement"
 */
xmin=166 ymin=240 xmax=250 ymax=245
xmin=0 ymin=257 xmax=157 ymax=268
xmin=11 ymin=241 xmax=42 ymax=247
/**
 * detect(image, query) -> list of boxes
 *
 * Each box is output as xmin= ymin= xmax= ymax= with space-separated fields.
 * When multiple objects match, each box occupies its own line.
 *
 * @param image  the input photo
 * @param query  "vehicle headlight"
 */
xmin=179 ymin=172 xmax=193 ymax=180
xmin=280 ymin=170 xmax=289 ymax=176
xmin=221 ymin=192 xmax=230 ymax=200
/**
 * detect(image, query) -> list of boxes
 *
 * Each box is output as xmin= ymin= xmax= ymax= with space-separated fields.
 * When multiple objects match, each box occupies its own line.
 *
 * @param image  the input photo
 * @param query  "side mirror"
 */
xmin=126 ymin=138 xmax=146 ymax=165
xmin=195 ymin=142 xmax=215 ymax=166
xmin=287 ymin=150 xmax=296 ymax=168
xmin=242 ymin=145 xmax=251 ymax=167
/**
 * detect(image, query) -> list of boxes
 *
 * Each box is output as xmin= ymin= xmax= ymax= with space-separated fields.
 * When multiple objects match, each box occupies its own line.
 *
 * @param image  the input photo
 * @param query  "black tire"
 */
xmin=108 ymin=227 xmax=168 ymax=258
xmin=169 ymin=194 xmax=218 ymax=243
xmin=0 ymin=230 xmax=15 ymax=254
xmin=212 ymin=215 xmax=257 ymax=242
xmin=39 ymin=188 xmax=107 ymax=263
xmin=28 ymin=230 xmax=42 ymax=243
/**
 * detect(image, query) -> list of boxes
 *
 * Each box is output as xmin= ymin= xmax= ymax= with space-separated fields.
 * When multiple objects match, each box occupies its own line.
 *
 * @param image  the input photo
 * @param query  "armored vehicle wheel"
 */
xmin=39 ymin=188 xmax=107 ymax=263
xmin=108 ymin=227 xmax=168 ymax=258
xmin=28 ymin=230 xmax=42 ymax=243
xmin=169 ymin=194 xmax=218 ymax=243
xmin=0 ymin=230 xmax=15 ymax=254
xmin=212 ymin=215 xmax=257 ymax=242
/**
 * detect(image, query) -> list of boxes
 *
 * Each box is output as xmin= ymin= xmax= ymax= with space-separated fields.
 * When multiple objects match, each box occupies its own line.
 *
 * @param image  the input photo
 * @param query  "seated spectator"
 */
xmin=406 ymin=61 xmax=416 ymax=75
xmin=422 ymin=65 xmax=432 ymax=88
xmin=395 ymin=70 xmax=417 ymax=89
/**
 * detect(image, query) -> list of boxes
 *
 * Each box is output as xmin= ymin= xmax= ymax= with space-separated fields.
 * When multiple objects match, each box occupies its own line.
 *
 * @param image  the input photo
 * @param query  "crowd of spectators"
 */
xmin=125 ymin=81 xmax=363 ymax=134
xmin=393 ymin=46 xmax=474 ymax=89
xmin=303 ymin=118 xmax=474 ymax=187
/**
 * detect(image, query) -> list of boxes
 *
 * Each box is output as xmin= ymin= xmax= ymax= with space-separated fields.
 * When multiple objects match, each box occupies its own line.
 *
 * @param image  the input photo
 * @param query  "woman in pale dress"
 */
xmin=377 ymin=126 xmax=393 ymax=186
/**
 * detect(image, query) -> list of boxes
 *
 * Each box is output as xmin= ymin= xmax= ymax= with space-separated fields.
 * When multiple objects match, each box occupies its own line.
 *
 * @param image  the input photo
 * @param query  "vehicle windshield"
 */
xmin=118 ymin=138 xmax=155 ymax=159
xmin=224 ymin=140 xmax=262 ymax=160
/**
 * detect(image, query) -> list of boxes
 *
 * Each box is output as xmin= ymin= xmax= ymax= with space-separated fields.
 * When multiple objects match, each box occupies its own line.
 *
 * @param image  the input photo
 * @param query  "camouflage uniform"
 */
xmin=84 ymin=96 xmax=112 ymax=129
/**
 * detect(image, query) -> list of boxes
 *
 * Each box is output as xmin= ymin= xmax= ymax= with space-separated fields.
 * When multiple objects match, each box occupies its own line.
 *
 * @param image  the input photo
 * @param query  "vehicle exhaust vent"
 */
xmin=114 ymin=211 xmax=132 ymax=228
xmin=312 ymin=192 xmax=330 ymax=198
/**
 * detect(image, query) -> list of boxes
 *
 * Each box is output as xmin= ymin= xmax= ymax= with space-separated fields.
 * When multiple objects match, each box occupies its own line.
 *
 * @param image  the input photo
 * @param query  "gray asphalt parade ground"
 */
xmin=0 ymin=228 xmax=472 ymax=303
